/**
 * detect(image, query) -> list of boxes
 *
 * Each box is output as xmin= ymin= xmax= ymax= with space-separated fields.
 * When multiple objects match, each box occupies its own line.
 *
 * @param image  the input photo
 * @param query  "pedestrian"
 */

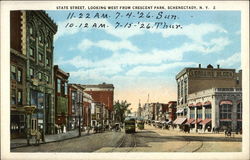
xmin=35 ymin=130 xmax=41 ymax=146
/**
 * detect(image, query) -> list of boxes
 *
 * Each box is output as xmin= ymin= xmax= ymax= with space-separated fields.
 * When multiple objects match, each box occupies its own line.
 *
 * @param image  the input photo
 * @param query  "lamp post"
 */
xmin=23 ymin=105 xmax=36 ymax=145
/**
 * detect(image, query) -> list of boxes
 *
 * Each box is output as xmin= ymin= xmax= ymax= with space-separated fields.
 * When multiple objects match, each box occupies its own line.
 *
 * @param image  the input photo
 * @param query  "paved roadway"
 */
xmin=11 ymin=124 xmax=242 ymax=152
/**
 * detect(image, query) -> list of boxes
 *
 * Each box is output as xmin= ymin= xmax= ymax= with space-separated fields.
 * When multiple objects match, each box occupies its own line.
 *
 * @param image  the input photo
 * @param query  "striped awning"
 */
xmin=203 ymin=101 xmax=211 ymax=106
xmin=185 ymin=118 xmax=195 ymax=125
xmin=196 ymin=102 xmax=202 ymax=106
xmin=188 ymin=103 xmax=194 ymax=107
xmin=220 ymin=100 xmax=233 ymax=105
xmin=191 ymin=118 xmax=202 ymax=124
xmin=173 ymin=118 xmax=187 ymax=125
xmin=201 ymin=119 xmax=211 ymax=125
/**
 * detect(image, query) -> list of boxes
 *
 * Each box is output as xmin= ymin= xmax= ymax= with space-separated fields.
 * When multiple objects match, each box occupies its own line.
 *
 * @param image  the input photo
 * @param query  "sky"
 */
xmin=46 ymin=10 xmax=241 ymax=111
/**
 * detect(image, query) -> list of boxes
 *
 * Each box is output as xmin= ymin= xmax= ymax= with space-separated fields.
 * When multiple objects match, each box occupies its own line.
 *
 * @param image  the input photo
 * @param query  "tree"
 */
xmin=114 ymin=100 xmax=131 ymax=123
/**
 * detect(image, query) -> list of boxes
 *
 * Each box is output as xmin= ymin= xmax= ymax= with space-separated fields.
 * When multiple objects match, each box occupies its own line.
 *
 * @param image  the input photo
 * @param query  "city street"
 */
xmin=12 ymin=124 xmax=242 ymax=152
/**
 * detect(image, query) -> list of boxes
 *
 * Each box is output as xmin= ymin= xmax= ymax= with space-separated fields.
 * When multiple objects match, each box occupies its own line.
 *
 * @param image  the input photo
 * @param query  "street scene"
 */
xmin=12 ymin=124 xmax=242 ymax=152
xmin=10 ymin=9 xmax=243 ymax=153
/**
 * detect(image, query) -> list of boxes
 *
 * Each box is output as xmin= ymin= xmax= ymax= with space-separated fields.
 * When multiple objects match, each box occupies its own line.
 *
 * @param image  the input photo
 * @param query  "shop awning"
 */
xmin=185 ymin=118 xmax=195 ymax=124
xmin=203 ymin=101 xmax=211 ymax=106
xmin=191 ymin=118 xmax=202 ymax=124
xmin=196 ymin=102 xmax=202 ymax=106
xmin=188 ymin=103 xmax=194 ymax=107
xmin=220 ymin=100 xmax=232 ymax=105
xmin=201 ymin=119 xmax=211 ymax=125
xmin=173 ymin=118 xmax=187 ymax=125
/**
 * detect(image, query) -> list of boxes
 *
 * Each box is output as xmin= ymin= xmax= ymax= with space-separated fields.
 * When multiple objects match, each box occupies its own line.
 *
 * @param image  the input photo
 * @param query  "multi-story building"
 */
xmin=83 ymin=92 xmax=93 ymax=127
xmin=175 ymin=64 xmax=242 ymax=131
xmin=80 ymin=83 xmax=114 ymax=124
xmin=10 ymin=11 xmax=57 ymax=138
xmin=54 ymin=65 xmax=69 ymax=133
xmin=165 ymin=101 xmax=177 ymax=122
xmin=10 ymin=11 xmax=27 ymax=138
xmin=67 ymin=84 xmax=85 ymax=131
xmin=90 ymin=101 xmax=106 ymax=126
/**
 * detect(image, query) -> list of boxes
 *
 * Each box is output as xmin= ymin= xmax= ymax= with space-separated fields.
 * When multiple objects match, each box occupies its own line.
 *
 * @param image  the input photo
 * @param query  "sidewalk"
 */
xmin=11 ymin=129 xmax=94 ymax=149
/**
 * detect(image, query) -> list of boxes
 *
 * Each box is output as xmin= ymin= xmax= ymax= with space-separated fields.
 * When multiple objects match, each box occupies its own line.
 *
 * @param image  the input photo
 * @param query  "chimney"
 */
xmin=198 ymin=64 xmax=201 ymax=68
xmin=217 ymin=64 xmax=220 ymax=69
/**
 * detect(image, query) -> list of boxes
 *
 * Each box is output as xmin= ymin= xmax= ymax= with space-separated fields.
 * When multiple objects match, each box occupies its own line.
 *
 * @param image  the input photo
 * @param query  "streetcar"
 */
xmin=124 ymin=117 xmax=136 ymax=133
xmin=136 ymin=119 xmax=145 ymax=130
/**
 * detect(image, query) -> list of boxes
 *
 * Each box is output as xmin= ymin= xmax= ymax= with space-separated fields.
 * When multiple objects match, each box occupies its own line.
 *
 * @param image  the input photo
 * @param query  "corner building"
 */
xmin=175 ymin=64 xmax=242 ymax=131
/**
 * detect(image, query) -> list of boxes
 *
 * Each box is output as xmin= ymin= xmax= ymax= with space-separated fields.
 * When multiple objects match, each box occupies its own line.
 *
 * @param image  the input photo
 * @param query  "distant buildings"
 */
xmin=80 ymin=83 xmax=115 ymax=124
xmin=175 ymin=64 xmax=242 ymax=132
xmin=139 ymin=102 xmax=176 ymax=123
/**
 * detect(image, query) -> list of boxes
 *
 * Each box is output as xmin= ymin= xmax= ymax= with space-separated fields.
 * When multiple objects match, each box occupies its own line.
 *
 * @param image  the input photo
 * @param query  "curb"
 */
xmin=11 ymin=132 xmax=93 ymax=149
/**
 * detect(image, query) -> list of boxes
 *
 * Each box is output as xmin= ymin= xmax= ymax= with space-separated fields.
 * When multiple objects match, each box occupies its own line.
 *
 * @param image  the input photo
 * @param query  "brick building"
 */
xmin=10 ymin=11 xmax=27 ymax=138
xmin=80 ymin=83 xmax=114 ymax=124
xmin=166 ymin=101 xmax=177 ymax=122
xmin=67 ymin=84 xmax=85 ymax=131
xmin=82 ymin=92 xmax=93 ymax=127
xmin=10 ymin=11 xmax=57 ymax=138
xmin=54 ymin=65 xmax=69 ymax=132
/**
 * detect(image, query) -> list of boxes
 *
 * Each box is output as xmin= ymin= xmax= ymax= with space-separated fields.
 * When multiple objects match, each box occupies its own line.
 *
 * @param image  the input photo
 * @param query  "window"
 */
xmin=197 ymin=107 xmax=202 ymax=118
xmin=17 ymin=69 xmax=22 ymax=83
xmin=72 ymin=92 xmax=76 ymax=113
xmin=39 ymin=31 xmax=44 ymax=44
xmin=29 ymin=48 xmax=34 ymax=57
xmin=46 ymin=39 xmax=51 ymax=50
xmin=46 ymin=58 xmax=49 ymax=66
xmin=219 ymin=104 xmax=232 ymax=119
xmin=38 ymin=72 xmax=42 ymax=81
xmin=29 ymin=26 xmax=33 ymax=36
xmin=38 ymin=53 xmax=43 ymax=62
xmin=11 ymin=65 xmax=16 ymax=80
xmin=236 ymin=77 xmax=240 ymax=85
xmin=237 ymin=102 xmax=242 ymax=119
xmin=57 ymin=79 xmax=61 ymax=93
xmin=45 ymin=75 xmax=49 ymax=84
xmin=205 ymin=106 xmax=212 ymax=119
xmin=11 ymin=89 xmax=16 ymax=105
xmin=190 ymin=108 xmax=195 ymax=118
xmin=17 ymin=90 xmax=22 ymax=105
xmin=65 ymin=83 xmax=68 ymax=95
xmin=29 ymin=68 xmax=34 ymax=78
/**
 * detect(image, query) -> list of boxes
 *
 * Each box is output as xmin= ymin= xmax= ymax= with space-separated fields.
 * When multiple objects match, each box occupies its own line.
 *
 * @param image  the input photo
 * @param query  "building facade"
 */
xmin=166 ymin=101 xmax=177 ymax=122
xmin=10 ymin=11 xmax=57 ymax=138
xmin=175 ymin=64 xmax=242 ymax=131
xmin=10 ymin=11 xmax=27 ymax=138
xmin=187 ymin=88 xmax=242 ymax=132
xmin=80 ymin=83 xmax=114 ymax=124
xmin=67 ymin=84 xmax=85 ymax=132
xmin=54 ymin=65 xmax=69 ymax=133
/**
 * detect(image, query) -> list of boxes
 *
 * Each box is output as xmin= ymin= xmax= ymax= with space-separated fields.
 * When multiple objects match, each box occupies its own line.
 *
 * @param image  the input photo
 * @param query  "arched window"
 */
xmin=38 ymin=30 xmax=44 ymax=44
xmin=46 ymin=37 xmax=52 ymax=50
xmin=219 ymin=101 xmax=232 ymax=119
xmin=237 ymin=101 xmax=242 ymax=119
xmin=29 ymin=26 xmax=33 ymax=36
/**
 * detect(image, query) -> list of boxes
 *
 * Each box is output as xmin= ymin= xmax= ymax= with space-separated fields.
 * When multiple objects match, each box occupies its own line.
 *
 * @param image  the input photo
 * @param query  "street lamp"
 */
xmin=23 ymin=105 xmax=36 ymax=145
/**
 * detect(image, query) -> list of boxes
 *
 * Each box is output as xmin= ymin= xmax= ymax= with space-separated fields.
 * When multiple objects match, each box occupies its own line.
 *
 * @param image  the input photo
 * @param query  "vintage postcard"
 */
xmin=1 ymin=0 xmax=249 ymax=160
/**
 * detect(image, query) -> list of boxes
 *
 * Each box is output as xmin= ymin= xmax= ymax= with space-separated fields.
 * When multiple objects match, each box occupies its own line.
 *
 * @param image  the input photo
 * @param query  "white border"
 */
xmin=1 ymin=1 xmax=249 ymax=160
